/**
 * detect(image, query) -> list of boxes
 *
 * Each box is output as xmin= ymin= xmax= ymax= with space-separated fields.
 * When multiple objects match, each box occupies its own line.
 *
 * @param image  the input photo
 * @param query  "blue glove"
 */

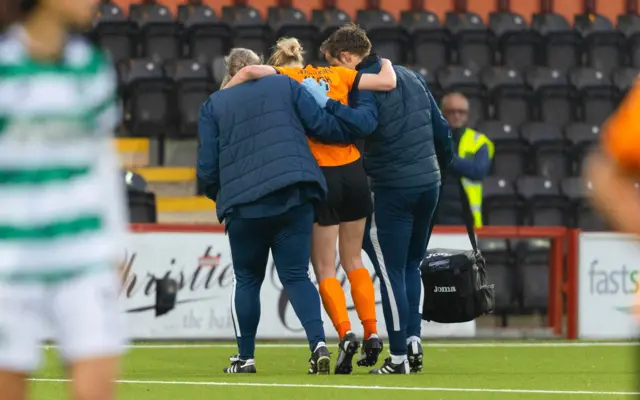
xmin=301 ymin=78 xmax=330 ymax=108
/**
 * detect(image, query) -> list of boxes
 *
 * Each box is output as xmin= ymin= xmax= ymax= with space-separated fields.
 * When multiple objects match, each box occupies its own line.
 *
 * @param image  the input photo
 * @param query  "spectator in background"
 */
xmin=435 ymin=92 xmax=495 ymax=228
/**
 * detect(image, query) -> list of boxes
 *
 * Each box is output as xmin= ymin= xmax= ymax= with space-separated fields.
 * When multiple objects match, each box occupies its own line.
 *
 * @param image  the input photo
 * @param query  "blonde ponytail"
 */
xmin=267 ymin=37 xmax=304 ymax=67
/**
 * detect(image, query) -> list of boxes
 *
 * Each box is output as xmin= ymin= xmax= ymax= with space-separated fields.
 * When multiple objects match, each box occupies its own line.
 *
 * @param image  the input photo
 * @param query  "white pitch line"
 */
xmin=29 ymin=378 xmax=640 ymax=396
xmin=41 ymin=342 xmax=640 ymax=350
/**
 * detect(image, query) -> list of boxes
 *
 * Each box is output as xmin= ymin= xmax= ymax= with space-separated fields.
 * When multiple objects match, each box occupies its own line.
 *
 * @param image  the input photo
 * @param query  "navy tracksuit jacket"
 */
xmin=197 ymin=75 xmax=357 ymax=359
xmin=326 ymin=55 xmax=454 ymax=356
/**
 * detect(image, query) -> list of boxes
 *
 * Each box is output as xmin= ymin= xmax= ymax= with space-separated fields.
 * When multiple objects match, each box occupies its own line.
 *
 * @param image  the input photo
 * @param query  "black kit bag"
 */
xmin=420 ymin=181 xmax=495 ymax=323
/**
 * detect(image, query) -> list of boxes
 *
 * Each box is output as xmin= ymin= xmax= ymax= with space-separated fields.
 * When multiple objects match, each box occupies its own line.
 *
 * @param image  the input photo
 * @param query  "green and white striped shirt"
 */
xmin=0 ymin=27 xmax=127 ymax=283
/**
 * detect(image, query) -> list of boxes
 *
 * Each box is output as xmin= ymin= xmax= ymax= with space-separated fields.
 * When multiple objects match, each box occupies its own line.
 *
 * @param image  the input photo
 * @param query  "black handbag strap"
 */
xmin=428 ymin=179 xmax=479 ymax=253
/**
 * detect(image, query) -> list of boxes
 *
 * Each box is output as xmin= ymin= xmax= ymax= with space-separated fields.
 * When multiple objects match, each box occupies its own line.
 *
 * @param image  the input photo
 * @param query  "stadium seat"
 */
xmin=311 ymin=6 xmax=352 ymax=46
xmin=437 ymin=66 xmax=486 ymax=126
xmin=520 ymin=122 xmax=569 ymax=179
xmin=565 ymin=123 xmax=600 ymax=175
xmin=356 ymin=7 xmax=407 ymax=64
xmin=569 ymin=67 xmax=616 ymax=125
xmin=122 ymin=59 xmax=175 ymax=137
xmin=478 ymin=239 xmax=517 ymax=316
xmin=575 ymin=13 xmax=625 ymax=75
xmin=477 ymin=121 xmax=527 ymax=181
xmin=482 ymin=177 xmax=522 ymax=226
xmin=211 ymin=56 xmax=227 ymax=88
xmin=517 ymin=176 xmax=566 ymax=226
xmin=180 ymin=4 xmax=231 ymax=64
xmin=515 ymin=238 xmax=550 ymax=313
xmin=481 ymin=66 xmax=531 ymax=126
xmin=92 ymin=2 xmax=134 ymax=65
xmin=400 ymin=9 xmax=450 ymax=72
xmin=268 ymin=5 xmax=319 ymax=63
xmin=562 ymin=177 xmax=609 ymax=231
xmin=532 ymin=12 xmax=581 ymax=73
xmin=525 ymin=67 xmax=574 ymax=127
xmin=166 ymin=59 xmax=213 ymax=137
xmin=128 ymin=189 xmax=158 ymax=223
xmin=618 ymin=12 xmax=640 ymax=68
xmin=612 ymin=66 xmax=640 ymax=97
xmin=489 ymin=10 xmax=542 ymax=70
xmin=131 ymin=3 xmax=180 ymax=62
xmin=445 ymin=11 xmax=495 ymax=71
xmin=222 ymin=4 xmax=272 ymax=56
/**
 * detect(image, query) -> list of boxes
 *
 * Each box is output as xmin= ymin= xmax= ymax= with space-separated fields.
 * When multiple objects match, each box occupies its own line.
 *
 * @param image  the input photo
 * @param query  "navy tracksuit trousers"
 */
xmin=362 ymin=186 xmax=440 ymax=356
xmin=227 ymin=203 xmax=325 ymax=359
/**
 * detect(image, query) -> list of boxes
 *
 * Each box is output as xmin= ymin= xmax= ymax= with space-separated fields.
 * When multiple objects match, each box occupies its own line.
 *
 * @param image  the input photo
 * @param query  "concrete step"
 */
xmin=158 ymin=211 xmax=220 ymax=224
xmin=148 ymin=181 xmax=197 ymax=197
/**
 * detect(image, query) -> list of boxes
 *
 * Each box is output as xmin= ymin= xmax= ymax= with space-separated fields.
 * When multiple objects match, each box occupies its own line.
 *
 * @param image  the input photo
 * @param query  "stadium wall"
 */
xmin=113 ymin=0 xmax=628 ymax=27
xmin=118 ymin=224 xmax=477 ymax=340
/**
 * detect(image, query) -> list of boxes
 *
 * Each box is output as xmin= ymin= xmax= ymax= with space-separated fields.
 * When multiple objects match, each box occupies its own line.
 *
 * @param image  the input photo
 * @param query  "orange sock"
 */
xmin=347 ymin=268 xmax=378 ymax=339
xmin=319 ymin=277 xmax=351 ymax=338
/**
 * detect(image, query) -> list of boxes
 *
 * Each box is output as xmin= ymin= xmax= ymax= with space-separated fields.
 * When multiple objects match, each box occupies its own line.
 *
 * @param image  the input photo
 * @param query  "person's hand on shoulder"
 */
xmin=301 ymin=78 xmax=330 ymax=108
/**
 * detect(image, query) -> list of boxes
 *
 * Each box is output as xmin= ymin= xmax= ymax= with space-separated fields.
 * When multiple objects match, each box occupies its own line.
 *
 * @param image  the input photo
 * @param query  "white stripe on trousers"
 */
xmin=368 ymin=199 xmax=401 ymax=332
xmin=231 ymin=275 xmax=241 ymax=337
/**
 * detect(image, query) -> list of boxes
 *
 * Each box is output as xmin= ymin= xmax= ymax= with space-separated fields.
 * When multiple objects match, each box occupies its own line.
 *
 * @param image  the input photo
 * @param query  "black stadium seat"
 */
xmin=482 ymin=177 xmax=522 ymax=226
xmin=565 ymin=123 xmax=600 ymax=175
xmin=525 ymin=67 xmax=574 ymax=127
xmin=400 ymin=9 xmax=450 ymax=72
xmin=517 ymin=176 xmax=566 ymax=226
xmin=222 ymin=4 xmax=271 ymax=56
xmin=268 ymin=5 xmax=319 ymax=63
xmin=356 ymin=7 xmax=406 ymax=64
xmin=562 ymin=177 xmax=609 ymax=231
xmin=520 ymin=122 xmax=568 ymax=179
xmin=612 ymin=67 xmax=640 ymax=97
xmin=618 ymin=12 xmax=640 ymax=68
xmin=445 ymin=11 xmax=495 ymax=71
xmin=478 ymin=121 xmax=527 ymax=180
xmin=489 ymin=10 xmax=542 ymax=70
xmin=532 ymin=11 xmax=581 ymax=73
xmin=180 ymin=4 xmax=231 ymax=64
xmin=122 ymin=59 xmax=175 ymax=137
xmin=514 ymin=238 xmax=550 ymax=313
xmin=481 ymin=66 xmax=531 ymax=127
xmin=132 ymin=3 xmax=180 ymax=62
xmin=166 ymin=59 xmax=213 ymax=137
xmin=92 ymin=2 xmax=133 ymax=65
xmin=311 ymin=6 xmax=352 ymax=46
xmin=575 ymin=12 xmax=625 ymax=75
xmin=569 ymin=67 xmax=616 ymax=125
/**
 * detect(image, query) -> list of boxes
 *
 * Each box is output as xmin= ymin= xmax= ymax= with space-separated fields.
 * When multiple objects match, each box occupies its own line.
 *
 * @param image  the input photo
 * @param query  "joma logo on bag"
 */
xmin=433 ymin=286 xmax=457 ymax=293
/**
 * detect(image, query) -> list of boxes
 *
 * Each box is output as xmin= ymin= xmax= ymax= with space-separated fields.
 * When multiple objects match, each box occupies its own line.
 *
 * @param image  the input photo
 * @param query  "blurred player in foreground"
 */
xmin=584 ymin=80 xmax=640 ymax=317
xmin=225 ymin=37 xmax=395 ymax=373
xmin=199 ymin=47 xmax=358 ymax=375
xmin=316 ymin=23 xmax=453 ymax=374
xmin=0 ymin=0 xmax=128 ymax=399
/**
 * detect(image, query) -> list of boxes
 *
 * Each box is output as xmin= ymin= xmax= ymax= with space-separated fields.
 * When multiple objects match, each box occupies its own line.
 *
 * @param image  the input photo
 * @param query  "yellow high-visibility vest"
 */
xmin=458 ymin=128 xmax=495 ymax=228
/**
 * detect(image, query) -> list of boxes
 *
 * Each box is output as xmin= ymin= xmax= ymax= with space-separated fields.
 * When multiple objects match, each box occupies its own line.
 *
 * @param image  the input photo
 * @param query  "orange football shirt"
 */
xmin=601 ymin=81 xmax=640 ymax=319
xmin=603 ymin=81 xmax=640 ymax=171
xmin=275 ymin=65 xmax=360 ymax=167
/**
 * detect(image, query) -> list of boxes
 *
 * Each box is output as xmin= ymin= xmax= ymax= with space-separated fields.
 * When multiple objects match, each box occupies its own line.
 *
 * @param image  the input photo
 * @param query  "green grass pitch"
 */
xmin=30 ymin=341 xmax=638 ymax=399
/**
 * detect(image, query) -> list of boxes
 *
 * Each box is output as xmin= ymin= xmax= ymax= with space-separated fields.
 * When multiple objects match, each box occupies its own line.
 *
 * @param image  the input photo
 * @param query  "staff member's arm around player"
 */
xmin=317 ymin=23 xmax=454 ymax=375
xmin=197 ymin=47 xmax=354 ymax=376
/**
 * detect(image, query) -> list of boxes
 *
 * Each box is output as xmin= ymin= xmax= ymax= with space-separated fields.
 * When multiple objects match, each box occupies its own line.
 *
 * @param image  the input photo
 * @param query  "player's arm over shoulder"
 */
xmin=340 ymin=58 xmax=396 ymax=92
xmin=602 ymin=81 xmax=640 ymax=171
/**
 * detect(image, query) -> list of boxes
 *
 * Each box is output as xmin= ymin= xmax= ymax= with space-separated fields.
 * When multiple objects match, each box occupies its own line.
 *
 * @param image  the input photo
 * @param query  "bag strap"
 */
xmin=427 ymin=178 xmax=479 ymax=253
xmin=458 ymin=180 xmax=479 ymax=253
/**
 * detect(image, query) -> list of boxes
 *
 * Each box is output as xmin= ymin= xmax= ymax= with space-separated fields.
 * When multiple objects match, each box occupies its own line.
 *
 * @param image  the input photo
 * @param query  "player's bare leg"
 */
xmin=0 ymin=372 xmax=27 ymax=400
xmin=69 ymin=356 xmax=120 ymax=400
xmin=339 ymin=219 xmax=383 ymax=367
xmin=311 ymin=224 xmax=358 ymax=374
